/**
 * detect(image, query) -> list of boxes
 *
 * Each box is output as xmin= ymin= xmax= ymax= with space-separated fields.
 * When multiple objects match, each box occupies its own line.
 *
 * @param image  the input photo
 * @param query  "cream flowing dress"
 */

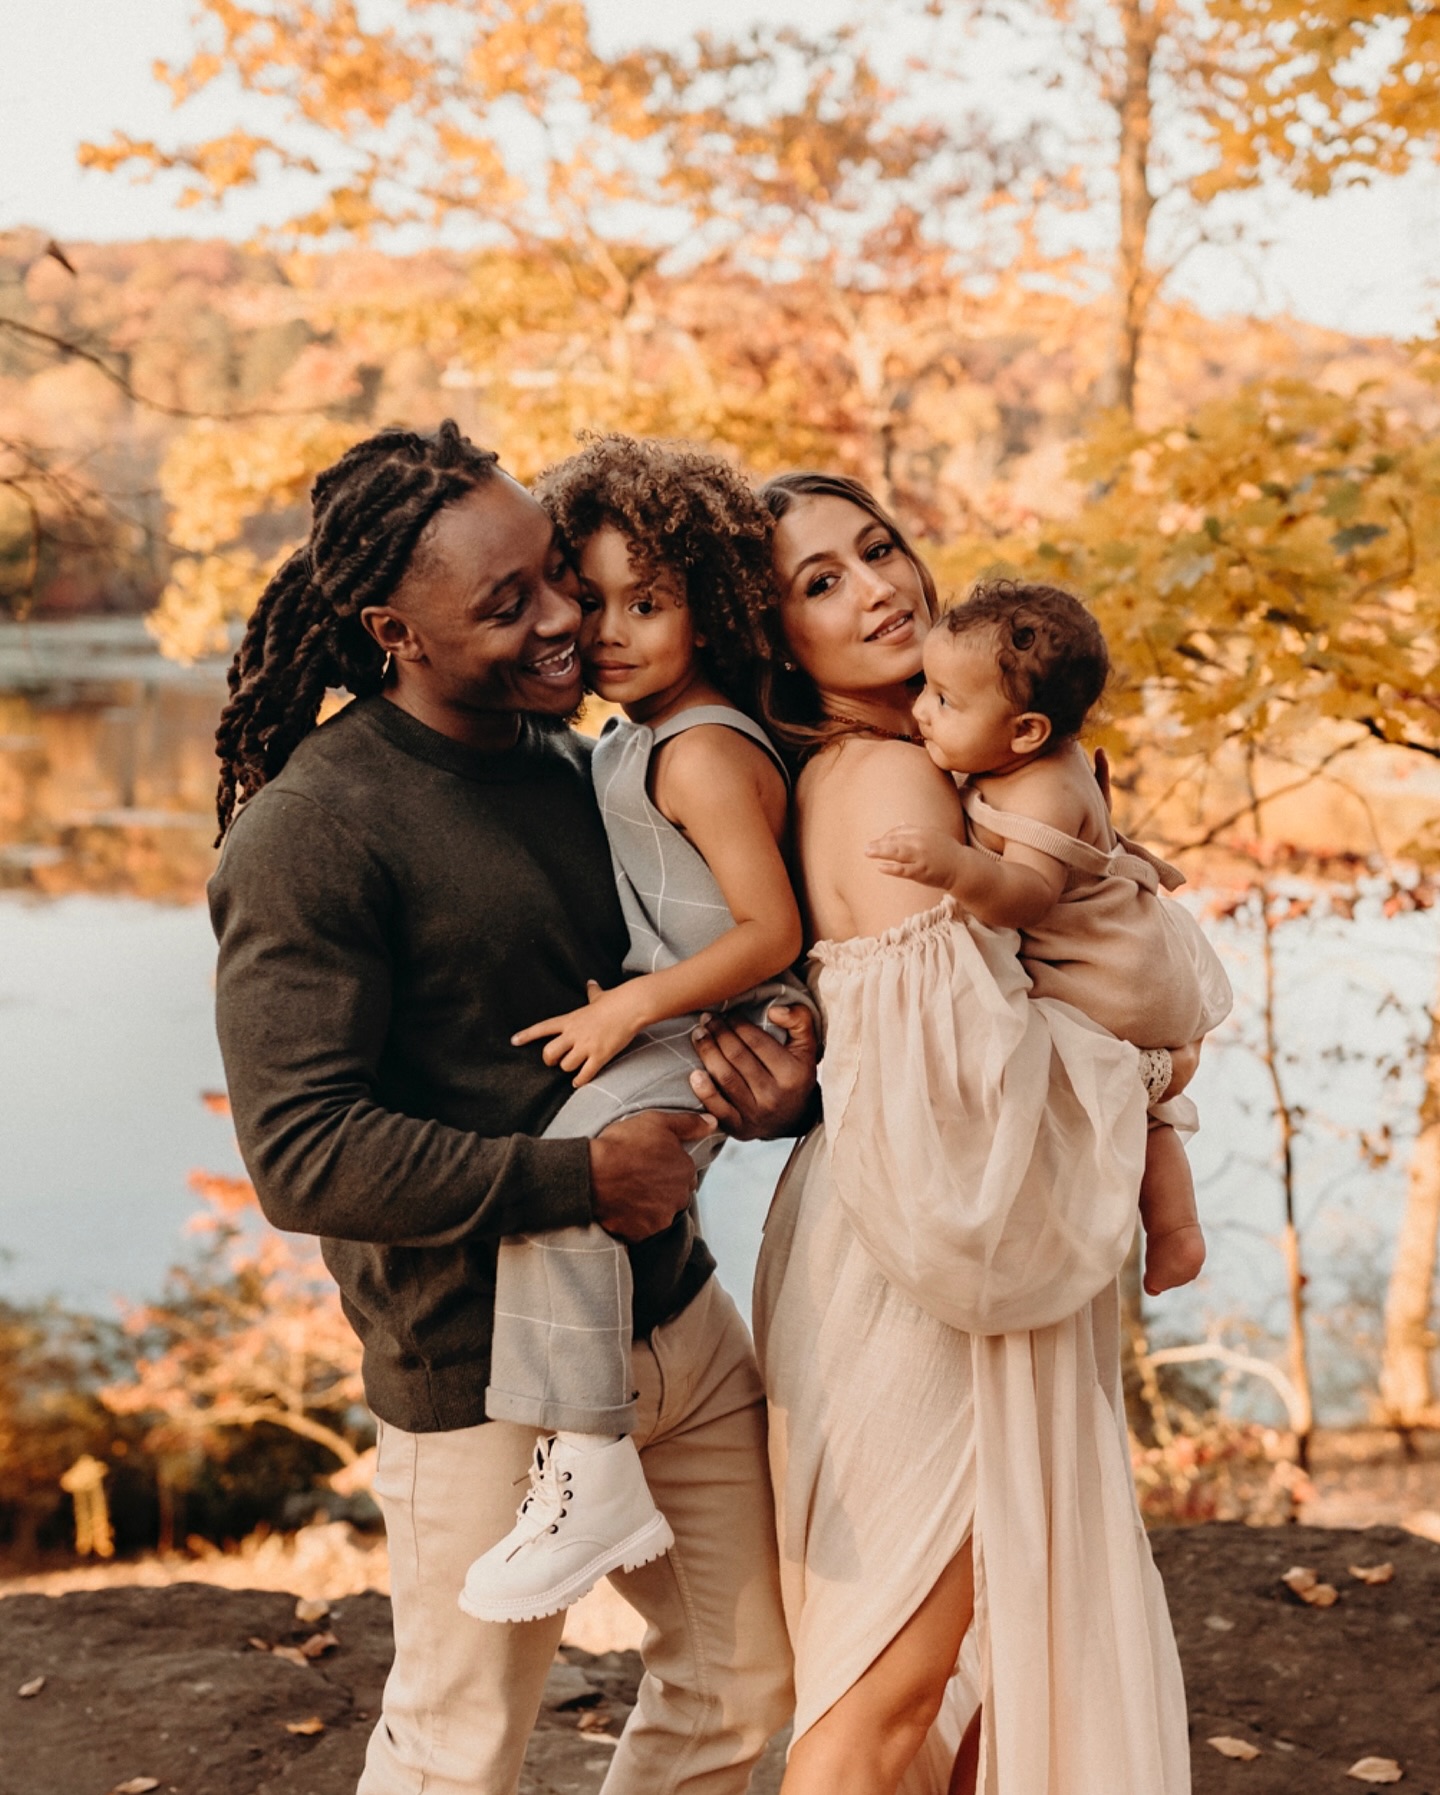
xmin=753 ymin=898 xmax=1192 ymax=1795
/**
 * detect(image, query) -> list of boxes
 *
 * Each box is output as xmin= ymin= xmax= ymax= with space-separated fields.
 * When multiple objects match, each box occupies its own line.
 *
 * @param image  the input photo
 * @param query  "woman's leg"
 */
xmin=780 ymin=1544 xmax=974 ymax=1795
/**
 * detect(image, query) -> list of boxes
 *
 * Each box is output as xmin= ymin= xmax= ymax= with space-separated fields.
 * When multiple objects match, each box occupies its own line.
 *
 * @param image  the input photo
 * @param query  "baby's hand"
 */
xmin=865 ymin=824 xmax=963 ymax=892
xmin=511 ymin=981 xmax=645 ymax=1087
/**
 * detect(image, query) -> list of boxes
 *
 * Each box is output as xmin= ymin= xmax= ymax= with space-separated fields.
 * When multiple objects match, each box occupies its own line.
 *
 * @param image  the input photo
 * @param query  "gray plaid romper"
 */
xmin=484 ymin=704 xmax=811 ymax=1435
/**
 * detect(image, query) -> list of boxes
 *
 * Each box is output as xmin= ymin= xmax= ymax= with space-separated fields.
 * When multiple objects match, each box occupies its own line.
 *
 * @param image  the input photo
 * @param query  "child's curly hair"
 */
xmin=944 ymin=579 xmax=1109 ymax=741
xmin=533 ymin=435 xmax=774 ymax=705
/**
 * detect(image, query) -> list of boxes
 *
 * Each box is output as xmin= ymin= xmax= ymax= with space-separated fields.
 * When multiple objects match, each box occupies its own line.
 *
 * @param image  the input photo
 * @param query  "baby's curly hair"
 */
xmin=944 ymin=579 xmax=1109 ymax=742
xmin=532 ymin=435 xmax=774 ymax=704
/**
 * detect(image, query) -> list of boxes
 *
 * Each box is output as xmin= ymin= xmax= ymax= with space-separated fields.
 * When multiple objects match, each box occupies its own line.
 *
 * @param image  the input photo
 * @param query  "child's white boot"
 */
xmin=458 ymin=1432 xmax=672 ymax=1624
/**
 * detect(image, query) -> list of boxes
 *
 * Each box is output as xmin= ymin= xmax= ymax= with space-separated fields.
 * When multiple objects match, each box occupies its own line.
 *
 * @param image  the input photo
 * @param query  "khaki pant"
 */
xmin=359 ymin=1275 xmax=794 ymax=1795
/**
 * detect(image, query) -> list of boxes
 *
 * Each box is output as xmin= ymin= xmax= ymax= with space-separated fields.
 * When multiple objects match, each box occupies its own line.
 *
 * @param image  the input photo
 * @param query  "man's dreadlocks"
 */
xmin=213 ymin=419 xmax=500 ymax=840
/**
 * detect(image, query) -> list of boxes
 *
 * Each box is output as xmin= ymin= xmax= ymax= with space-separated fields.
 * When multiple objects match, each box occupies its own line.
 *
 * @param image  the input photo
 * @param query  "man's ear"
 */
xmin=1011 ymin=710 xmax=1053 ymax=755
xmin=361 ymin=605 xmax=424 ymax=663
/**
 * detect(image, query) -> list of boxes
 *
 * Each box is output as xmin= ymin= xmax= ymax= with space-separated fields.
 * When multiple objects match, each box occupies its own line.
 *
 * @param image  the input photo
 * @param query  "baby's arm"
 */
xmin=866 ymin=757 xmax=1087 ymax=930
xmin=512 ymin=728 xmax=802 ymax=1086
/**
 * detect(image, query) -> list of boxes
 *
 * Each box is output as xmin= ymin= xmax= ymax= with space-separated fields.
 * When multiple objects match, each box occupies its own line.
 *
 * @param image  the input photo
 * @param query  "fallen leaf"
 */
xmin=1348 ymin=1563 xmax=1395 ymax=1585
xmin=270 ymin=1645 xmax=311 ymax=1668
xmin=285 ymin=1716 xmax=325 ymax=1736
xmin=1208 ymin=1736 xmax=1262 ymax=1761
xmin=17 ymin=1676 xmax=45 ymax=1698
xmin=1347 ymin=1759 xmax=1403 ymax=1784
xmin=294 ymin=1597 xmax=330 ymax=1623
xmin=299 ymin=1630 xmax=339 ymax=1659
xmin=247 ymin=1637 xmax=271 ymax=1652
xmin=1280 ymin=1566 xmax=1338 ymax=1606
xmin=111 ymin=1780 xmax=161 ymax=1795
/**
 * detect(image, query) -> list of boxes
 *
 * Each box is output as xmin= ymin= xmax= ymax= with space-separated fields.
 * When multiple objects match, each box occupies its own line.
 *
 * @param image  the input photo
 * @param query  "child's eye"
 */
xmin=576 ymin=589 xmax=601 ymax=614
xmin=630 ymin=597 xmax=658 ymax=616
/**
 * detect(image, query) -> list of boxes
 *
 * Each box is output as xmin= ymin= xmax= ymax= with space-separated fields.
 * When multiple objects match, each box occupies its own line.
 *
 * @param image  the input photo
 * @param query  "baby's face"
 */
xmin=912 ymin=629 xmax=1022 ymax=775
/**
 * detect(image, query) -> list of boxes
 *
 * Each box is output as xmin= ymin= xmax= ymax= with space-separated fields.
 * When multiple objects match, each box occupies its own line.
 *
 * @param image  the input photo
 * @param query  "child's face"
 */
xmin=912 ymin=629 xmax=1027 ymax=775
xmin=576 ymin=526 xmax=700 ymax=715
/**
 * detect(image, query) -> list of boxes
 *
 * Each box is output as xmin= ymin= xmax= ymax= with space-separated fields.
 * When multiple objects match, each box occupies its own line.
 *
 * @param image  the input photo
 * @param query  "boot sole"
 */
xmin=458 ymin=1512 xmax=675 ymax=1625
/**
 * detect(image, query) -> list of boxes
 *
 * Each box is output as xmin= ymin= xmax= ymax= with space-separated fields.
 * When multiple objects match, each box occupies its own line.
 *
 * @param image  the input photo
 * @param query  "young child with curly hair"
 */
xmin=461 ymin=435 xmax=810 ymax=1625
xmin=867 ymin=579 xmax=1232 ymax=1300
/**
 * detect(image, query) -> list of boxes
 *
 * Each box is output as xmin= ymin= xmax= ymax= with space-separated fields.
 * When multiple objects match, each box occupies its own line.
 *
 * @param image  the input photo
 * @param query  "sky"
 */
xmin=1 ymin=0 xmax=1437 ymax=339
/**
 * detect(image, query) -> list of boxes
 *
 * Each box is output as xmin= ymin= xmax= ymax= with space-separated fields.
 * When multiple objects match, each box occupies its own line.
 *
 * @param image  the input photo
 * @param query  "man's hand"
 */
xmin=589 ymin=1110 xmax=717 ymax=1242
xmin=512 ymin=980 xmax=645 ymax=1087
xmin=864 ymin=823 xmax=964 ymax=892
xmin=688 ymin=1002 xmax=819 ymax=1141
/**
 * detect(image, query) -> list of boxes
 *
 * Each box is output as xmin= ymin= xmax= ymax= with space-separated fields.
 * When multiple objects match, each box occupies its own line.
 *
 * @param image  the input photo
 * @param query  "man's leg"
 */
xmin=603 ymin=1276 xmax=794 ymax=1794
xmin=358 ymin=1416 xmax=566 ymax=1795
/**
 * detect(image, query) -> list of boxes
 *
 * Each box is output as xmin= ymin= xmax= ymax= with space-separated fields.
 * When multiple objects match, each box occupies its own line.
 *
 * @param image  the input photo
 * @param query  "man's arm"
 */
xmin=211 ymin=790 xmax=697 ymax=1247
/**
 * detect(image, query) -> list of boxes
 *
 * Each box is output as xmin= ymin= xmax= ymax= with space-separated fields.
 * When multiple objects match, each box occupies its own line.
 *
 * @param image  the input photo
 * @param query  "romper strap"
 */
xmin=650 ymin=704 xmax=791 ymax=788
xmin=962 ymin=786 xmax=1184 ymax=893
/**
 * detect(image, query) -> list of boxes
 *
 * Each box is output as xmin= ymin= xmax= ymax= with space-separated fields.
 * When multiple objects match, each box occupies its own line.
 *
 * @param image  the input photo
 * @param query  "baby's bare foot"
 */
xmin=1143 ymin=1223 xmax=1206 ymax=1296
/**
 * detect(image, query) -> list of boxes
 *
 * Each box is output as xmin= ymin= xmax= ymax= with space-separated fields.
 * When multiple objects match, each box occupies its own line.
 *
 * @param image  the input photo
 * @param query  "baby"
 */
xmin=460 ymin=436 xmax=811 ymax=1626
xmin=867 ymin=579 xmax=1231 ymax=1297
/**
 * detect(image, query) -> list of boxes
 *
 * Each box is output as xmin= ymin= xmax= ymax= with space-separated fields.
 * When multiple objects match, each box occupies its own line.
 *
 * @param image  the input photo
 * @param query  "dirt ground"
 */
xmin=1 ymin=1524 xmax=1436 ymax=1795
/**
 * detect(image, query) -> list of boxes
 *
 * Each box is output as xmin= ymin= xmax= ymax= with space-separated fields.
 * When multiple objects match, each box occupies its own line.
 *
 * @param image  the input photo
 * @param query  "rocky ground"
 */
xmin=1 ymin=1525 xmax=1436 ymax=1795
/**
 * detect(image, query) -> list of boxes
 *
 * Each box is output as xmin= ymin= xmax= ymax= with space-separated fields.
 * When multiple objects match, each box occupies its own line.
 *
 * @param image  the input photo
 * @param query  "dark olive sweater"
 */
xmin=208 ymin=696 xmax=713 ymax=1432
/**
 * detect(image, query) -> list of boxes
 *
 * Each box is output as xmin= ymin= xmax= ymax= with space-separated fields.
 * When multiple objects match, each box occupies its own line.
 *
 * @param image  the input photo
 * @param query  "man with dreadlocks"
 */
xmin=208 ymin=420 xmax=810 ymax=1795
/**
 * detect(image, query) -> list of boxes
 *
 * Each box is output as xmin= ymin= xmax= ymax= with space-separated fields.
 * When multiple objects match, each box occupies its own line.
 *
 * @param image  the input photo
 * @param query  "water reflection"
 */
xmin=0 ymin=620 xmax=224 ymax=901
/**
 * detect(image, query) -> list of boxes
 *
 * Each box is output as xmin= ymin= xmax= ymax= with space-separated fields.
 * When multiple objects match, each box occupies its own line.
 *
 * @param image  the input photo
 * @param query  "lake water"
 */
xmin=0 ymin=619 xmax=1433 ymax=1421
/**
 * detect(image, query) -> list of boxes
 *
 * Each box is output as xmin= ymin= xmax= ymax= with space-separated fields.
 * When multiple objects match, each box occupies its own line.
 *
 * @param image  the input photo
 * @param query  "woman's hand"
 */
xmin=511 ymin=980 xmax=645 ymax=1086
xmin=688 ymin=1003 xmax=819 ymax=1140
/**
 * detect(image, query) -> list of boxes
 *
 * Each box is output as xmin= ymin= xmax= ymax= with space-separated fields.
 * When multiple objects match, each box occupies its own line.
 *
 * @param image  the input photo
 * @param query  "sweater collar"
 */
xmin=354 ymin=695 xmax=575 ymax=784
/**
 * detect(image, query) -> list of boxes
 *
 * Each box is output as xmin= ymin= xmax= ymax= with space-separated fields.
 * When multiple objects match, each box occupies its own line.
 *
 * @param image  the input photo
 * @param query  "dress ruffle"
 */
xmin=812 ymin=897 xmax=1148 ymax=1335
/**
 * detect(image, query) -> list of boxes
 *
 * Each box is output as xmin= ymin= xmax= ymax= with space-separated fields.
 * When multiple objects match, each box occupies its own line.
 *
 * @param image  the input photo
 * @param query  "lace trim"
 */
xmin=1138 ymin=1046 xmax=1173 ymax=1106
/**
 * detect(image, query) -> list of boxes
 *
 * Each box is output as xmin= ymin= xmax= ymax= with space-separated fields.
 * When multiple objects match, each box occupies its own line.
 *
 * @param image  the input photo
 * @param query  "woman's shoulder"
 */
xmin=800 ymin=736 xmax=960 ymax=818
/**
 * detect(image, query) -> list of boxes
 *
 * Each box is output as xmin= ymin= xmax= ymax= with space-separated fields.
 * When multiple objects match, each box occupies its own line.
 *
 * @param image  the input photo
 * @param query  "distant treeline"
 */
xmin=1 ymin=227 xmax=1430 ymax=620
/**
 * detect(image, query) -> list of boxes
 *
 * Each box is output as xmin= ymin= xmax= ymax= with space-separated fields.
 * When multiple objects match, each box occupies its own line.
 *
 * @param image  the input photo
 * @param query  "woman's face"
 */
xmin=771 ymin=495 xmax=929 ymax=698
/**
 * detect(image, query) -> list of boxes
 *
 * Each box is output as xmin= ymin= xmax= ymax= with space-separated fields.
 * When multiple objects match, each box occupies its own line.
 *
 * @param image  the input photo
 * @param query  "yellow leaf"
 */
xmin=1208 ymin=1736 xmax=1262 ymax=1760
xmin=1347 ymin=1759 xmax=1403 ymax=1784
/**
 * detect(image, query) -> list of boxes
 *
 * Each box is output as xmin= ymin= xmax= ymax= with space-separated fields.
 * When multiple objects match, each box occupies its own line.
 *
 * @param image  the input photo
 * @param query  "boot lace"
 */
xmin=506 ymin=1439 xmax=572 ymax=1559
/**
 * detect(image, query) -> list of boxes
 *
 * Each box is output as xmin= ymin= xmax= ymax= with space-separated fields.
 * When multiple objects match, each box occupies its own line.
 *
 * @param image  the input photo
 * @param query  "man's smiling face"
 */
xmin=364 ymin=474 xmax=585 ymax=739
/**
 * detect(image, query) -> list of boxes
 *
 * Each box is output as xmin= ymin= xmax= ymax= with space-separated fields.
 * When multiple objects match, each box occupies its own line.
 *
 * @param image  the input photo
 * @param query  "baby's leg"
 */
xmin=1139 ymin=1122 xmax=1206 ymax=1296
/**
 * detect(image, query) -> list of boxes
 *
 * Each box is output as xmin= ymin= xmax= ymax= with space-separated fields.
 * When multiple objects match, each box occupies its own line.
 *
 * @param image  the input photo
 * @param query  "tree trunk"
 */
xmin=1102 ymin=0 xmax=1156 ymax=417
xmin=1380 ymin=986 xmax=1440 ymax=1428
xmin=1260 ymin=883 xmax=1314 ymax=1467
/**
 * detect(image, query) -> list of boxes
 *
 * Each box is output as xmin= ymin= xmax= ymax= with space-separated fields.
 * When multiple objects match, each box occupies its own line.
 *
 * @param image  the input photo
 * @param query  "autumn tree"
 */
xmin=103 ymin=1170 xmax=370 ymax=1497
xmin=932 ymin=371 xmax=1440 ymax=1424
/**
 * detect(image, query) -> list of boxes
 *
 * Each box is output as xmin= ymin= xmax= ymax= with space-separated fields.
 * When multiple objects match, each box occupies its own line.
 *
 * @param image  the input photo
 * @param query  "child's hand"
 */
xmin=865 ymin=824 xmax=963 ymax=892
xmin=511 ymin=980 xmax=646 ymax=1087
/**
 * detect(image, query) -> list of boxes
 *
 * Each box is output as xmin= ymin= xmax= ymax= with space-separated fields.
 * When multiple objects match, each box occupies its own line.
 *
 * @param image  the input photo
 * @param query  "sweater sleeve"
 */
xmin=208 ymin=789 xmax=595 ymax=1247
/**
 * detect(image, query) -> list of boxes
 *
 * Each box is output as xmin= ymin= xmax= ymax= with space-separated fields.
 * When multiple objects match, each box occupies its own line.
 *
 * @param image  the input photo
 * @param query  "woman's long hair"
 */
xmin=755 ymin=472 xmax=939 ymax=762
xmin=213 ymin=420 xmax=499 ymax=841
